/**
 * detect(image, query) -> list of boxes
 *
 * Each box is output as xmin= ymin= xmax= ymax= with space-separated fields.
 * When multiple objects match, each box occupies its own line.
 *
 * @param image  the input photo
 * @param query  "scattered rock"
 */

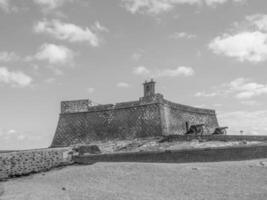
xmin=73 ymin=145 xmax=101 ymax=155
xmin=62 ymin=187 xmax=66 ymax=191
xmin=241 ymin=141 xmax=247 ymax=145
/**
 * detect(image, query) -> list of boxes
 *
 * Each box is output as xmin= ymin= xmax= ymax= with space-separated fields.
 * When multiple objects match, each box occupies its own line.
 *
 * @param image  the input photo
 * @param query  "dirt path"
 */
xmin=1 ymin=159 xmax=267 ymax=200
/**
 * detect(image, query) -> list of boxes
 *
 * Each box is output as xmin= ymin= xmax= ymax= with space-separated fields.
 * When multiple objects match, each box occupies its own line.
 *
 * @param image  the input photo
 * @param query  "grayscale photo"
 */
xmin=1 ymin=0 xmax=267 ymax=199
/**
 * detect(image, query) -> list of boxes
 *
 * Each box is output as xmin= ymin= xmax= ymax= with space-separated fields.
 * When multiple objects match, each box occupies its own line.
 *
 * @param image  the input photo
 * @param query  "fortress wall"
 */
xmin=51 ymin=103 xmax=162 ymax=147
xmin=162 ymin=100 xmax=219 ymax=135
xmin=0 ymin=148 xmax=72 ymax=180
xmin=61 ymin=99 xmax=89 ymax=113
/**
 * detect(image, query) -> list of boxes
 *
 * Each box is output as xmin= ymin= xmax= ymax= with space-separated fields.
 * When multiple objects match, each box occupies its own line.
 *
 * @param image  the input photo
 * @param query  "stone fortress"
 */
xmin=51 ymin=80 xmax=219 ymax=147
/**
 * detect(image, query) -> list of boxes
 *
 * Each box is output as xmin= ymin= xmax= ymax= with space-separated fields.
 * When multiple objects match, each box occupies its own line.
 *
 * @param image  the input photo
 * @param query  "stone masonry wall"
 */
xmin=61 ymin=99 xmax=89 ymax=113
xmin=51 ymin=103 xmax=162 ymax=147
xmin=0 ymin=148 xmax=72 ymax=180
xmin=52 ymin=95 xmax=219 ymax=147
xmin=161 ymin=100 xmax=219 ymax=135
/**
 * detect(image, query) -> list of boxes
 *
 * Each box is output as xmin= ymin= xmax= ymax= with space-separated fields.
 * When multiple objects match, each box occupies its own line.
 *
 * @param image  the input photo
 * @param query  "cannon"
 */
xmin=185 ymin=124 xmax=205 ymax=136
xmin=213 ymin=127 xmax=228 ymax=135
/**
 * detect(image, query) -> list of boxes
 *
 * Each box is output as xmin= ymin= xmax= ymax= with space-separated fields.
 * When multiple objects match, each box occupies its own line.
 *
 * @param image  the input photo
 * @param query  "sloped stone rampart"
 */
xmin=52 ymin=103 xmax=162 ymax=147
xmin=161 ymin=100 xmax=219 ymax=135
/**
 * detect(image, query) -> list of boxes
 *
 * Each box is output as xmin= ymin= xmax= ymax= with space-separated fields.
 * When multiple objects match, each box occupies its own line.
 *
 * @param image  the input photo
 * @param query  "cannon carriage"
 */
xmin=212 ymin=127 xmax=228 ymax=135
xmin=185 ymin=124 xmax=205 ymax=136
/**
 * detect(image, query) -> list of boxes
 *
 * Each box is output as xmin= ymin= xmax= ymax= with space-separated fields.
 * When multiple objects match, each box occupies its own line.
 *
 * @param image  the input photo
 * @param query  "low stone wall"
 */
xmin=0 ymin=147 xmax=73 ymax=180
xmin=74 ymin=144 xmax=267 ymax=164
xmin=160 ymin=135 xmax=267 ymax=142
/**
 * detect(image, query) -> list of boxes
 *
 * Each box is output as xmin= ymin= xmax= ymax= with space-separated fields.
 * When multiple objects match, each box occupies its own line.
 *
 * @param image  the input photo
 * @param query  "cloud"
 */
xmin=0 ymin=67 xmax=32 ymax=87
xmin=209 ymin=31 xmax=267 ymax=63
xmin=157 ymin=66 xmax=194 ymax=77
xmin=0 ymin=128 xmax=51 ymax=150
xmin=218 ymin=110 xmax=267 ymax=135
xmin=44 ymin=77 xmax=56 ymax=84
xmin=196 ymin=77 xmax=267 ymax=100
xmin=0 ymin=51 xmax=20 ymax=62
xmin=133 ymin=66 xmax=194 ymax=77
xmin=131 ymin=50 xmax=144 ymax=61
xmin=0 ymin=0 xmax=9 ymax=12
xmin=133 ymin=66 xmax=150 ymax=75
xmin=241 ymin=100 xmax=259 ymax=106
xmin=117 ymin=82 xmax=130 ymax=88
xmin=34 ymin=19 xmax=106 ymax=46
xmin=229 ymin=78 xmax=267 ymax=99
xmin=87 ymin=87 xmax=95 ymax=94
xmin=34 ymin=43 xmax=75 ymax=65
xmin=209 ymin=14 xmax=267 ymax=63
xmin=33 ymin=0 xmax=73 ymax=10
xmin=170 ymin=32 xmax=196 ymax=39
xmin=0 ymin=0 xmax=18 ymax=12
xmin=246 ymin=14 xmax=267 ymax=32
xmin=195 ymin=91 xmax=218 ymax=97
xmin=205 ymin=0 xmax=245 ymax=6
xmin=92 ymin=21 xmax=109 ymax=32
xmin=24 ymin=43 xmax=75 ymax=75
xmin=121 ymin=0 xmax=246 ymax=15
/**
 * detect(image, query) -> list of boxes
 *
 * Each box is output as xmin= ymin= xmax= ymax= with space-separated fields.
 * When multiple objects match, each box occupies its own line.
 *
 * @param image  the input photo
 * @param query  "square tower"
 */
xmin=143 ymin=79 xmax=155 ymax=97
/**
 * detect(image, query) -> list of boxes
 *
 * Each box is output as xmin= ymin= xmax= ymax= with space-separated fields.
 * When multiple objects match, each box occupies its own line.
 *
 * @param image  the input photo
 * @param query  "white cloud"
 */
xmin=33 ymin=0 xmax=72 ymax=10
xmin=205 ymin=0 xmax=244 ymax=6
xmin=87 ymin=87 xmax=95 ymax=94
xmin=133 ymin=66 xmax=150 ymax=75
xmin=117 ymin=82 xmax=130 ymax=88
xmin=241 ymin=100 xmax=259 ymax=106
xmin=218 ymin=110 xmax=267 ymax=135
xmin=0 ymin=67 xmax=32 ymax=87
xmin=170 ymin=32 xmax=196 ymax=39
xmin=195 ymin=91 xmax=218 ymax=97
xmin=34 ymin=43 xmax=74 ymax=65
xmin=156 ymin=66 xmax=194 ymax=77
xmin=44 ymin=77 xmax=56 ymax=83
xmin=34 ymin=19 xmax=106 ymax=47
xmin=246 ymin=14 xmax=267 ymax=32
xmin=0 ymin=0 xmax=17 ymax=12
xmin=196 ymin=78 xmax=267 ymax=100
xmin=0 ymin=0 xmax=9 ymax=12
xmin=121 ymin=0 xmax=246 ymax=15
xmin=131 ymin=52 xmax=143 ymax=61
xmin=209 ymin=31 xmax=267 ymax=63
xmin=92 ymin=21 xmax=109 ymax=32
xmin=0 ymin=128 xmax=51 ymax=150
xmin=229 ymin=78 xmax=267 ymax=99
xmin=0 ymin=51 xmax=20 ymax=62
xmin=133 ymin=66 xmax=194 ymax=77
xmin=209 ymin=14 xmax=267 ymax=63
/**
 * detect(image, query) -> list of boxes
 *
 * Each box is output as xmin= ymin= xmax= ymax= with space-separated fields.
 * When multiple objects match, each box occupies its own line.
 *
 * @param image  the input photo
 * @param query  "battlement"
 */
xmin=60 ymin=97 xmax=163 ymax=114
xmin=61 ymin=95 xmax=215 ymax=116
xmin=61 ymin=99 xmax=90 ymax=113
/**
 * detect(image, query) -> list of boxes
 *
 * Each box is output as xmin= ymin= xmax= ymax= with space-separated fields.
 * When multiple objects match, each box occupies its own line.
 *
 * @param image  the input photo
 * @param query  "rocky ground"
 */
xmin=1 ymin=159 xmax=267 ymax=200
xmin=88 ymin=138 xmax=263 ymax=153
xmin=1 ymin=139 xmax=267 ymax=200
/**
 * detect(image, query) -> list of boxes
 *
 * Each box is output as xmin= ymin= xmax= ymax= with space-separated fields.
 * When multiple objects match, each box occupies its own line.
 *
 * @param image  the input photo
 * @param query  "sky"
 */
xmin=1 ymin=0 xmax=267 ymax=150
